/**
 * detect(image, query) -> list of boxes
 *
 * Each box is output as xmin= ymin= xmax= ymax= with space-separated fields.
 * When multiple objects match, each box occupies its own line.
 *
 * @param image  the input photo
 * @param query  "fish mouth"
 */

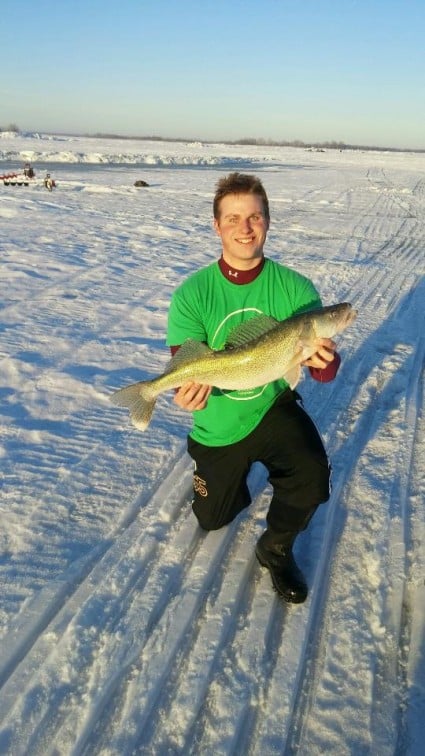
xmin=344 ymin=304 xmax=358 ymax=323
xmin=336 ymin=303 xmax=357 ymax=330
xmin=319 ymin=302 xmax=357 ymax=333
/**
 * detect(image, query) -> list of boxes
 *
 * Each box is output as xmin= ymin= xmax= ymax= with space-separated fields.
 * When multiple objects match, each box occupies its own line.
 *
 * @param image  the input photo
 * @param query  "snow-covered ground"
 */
xmin=0 ymin=133 xmax=424 ymax=755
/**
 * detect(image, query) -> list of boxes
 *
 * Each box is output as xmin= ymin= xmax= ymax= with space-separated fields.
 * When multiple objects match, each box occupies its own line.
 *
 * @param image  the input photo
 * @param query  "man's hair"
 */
xmin=213 ymin=172 xmax=270 ymax=223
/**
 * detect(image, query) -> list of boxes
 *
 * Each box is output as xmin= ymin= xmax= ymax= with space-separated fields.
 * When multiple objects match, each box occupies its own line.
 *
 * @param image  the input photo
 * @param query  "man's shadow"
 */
xmin=297 ymin=274 xmax=424 ymax=587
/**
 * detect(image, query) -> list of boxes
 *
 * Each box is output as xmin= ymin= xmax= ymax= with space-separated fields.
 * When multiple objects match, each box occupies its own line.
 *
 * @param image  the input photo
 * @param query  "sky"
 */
xmin=1 ymin=0 xmax=425 ymax=149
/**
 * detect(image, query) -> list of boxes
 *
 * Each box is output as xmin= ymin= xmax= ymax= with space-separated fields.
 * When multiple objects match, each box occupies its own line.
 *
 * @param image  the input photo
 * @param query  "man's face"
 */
xmin=214 ymin=193 xmax=269 ymax=269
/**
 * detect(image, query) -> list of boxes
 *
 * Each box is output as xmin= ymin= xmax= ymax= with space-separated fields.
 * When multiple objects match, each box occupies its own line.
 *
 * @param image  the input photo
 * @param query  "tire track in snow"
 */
xmin=0 ymin=452 xmax=194 ymax=748
xmin=0 ymin=400 xmax=176 ymax=616
xmin=281 ymin=278 xmax=425 ymax=754
xmin=398 ymin=362 xmax=425 ymax=755
xmin=73 ymin=468 xmax=268 ymax=755
xmin=370 ymin=330 xmax=424 ymax=755
xmin=89 ymin=525 xmax=253 ymax=754
xmin=143 ymin=497 xmax=280 ymax=755
xmin=248 ymin=232 xmax=424 ymax=753
xmin=20 ymin=510 xmax=207 ymax=756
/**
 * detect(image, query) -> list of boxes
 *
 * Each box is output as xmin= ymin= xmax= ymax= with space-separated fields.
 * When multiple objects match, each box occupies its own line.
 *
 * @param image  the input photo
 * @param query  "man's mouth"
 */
xmin=236 ymin=237 xmax=255 ymax=245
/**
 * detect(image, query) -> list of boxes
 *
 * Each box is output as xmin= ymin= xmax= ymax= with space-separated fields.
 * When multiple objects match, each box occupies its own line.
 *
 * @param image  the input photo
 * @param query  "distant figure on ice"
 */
xmin=44 ymin=173 xmax=56 ymax=191
xmin=23 ymin=163 xmax=35 ymax=178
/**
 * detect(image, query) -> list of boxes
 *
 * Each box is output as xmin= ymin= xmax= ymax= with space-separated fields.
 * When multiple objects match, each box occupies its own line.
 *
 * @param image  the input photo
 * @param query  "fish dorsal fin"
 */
xmin=225 ymin=314 xmax=279 ymax=348
xmin=164 ymin=339 xmax=212 ymax=373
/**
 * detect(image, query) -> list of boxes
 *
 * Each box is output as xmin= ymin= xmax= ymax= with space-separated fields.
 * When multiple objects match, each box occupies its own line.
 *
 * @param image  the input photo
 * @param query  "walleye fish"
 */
xmin=111 ymin=302 xmax=357 ymax=431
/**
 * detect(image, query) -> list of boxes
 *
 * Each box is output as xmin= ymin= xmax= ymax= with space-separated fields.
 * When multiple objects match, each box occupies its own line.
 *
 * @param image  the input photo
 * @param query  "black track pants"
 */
xmin=187 ymin=390 xmax=331 ymax=534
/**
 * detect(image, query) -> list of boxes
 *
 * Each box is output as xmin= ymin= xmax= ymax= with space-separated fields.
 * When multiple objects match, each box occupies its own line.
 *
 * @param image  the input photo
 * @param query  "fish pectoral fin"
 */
xmin=281 ymin=340 xmax=312 ymax=389
xmin=165 ymin=340 xmax=212 ymax=373
xmin=283 ymin=363 xmax=303 ymax=389
xmin=298 ymin=338 xmax=321 ymax=362
xmin=282 ymin=337 xmax=322 ymax=387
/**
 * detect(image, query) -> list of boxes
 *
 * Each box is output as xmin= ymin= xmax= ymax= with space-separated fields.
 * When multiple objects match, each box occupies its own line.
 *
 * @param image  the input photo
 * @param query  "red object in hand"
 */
xmin=308 ymin=352 xmax=341 ymax=383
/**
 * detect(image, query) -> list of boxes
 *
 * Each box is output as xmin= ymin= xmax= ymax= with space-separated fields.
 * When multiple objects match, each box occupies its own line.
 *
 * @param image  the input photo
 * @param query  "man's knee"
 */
xmin=192 ymin=503 xmax=233 ymax=531
xmin=191 ymin=483 xmax=251 ymax=531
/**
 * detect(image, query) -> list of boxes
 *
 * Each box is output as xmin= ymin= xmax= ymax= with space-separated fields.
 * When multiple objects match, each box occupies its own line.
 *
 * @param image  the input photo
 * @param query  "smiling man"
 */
xmin=166 ymin=172 xmax=341 ymax=603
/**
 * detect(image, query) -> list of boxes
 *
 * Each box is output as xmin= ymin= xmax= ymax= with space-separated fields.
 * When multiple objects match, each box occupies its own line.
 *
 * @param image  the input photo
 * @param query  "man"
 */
xmin=166 ymin=173 xmax=340 ymax=603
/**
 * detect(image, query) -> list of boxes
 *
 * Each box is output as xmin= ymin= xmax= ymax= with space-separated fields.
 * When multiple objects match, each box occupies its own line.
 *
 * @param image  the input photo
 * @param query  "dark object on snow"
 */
xmin=23 ymin=163 xmax=35 ymax=178
xmin=255 ymin=528 xmax=308 ymax=603
xmin=134 ymin=180 xmax=149 ymax=187
xmin=44 ymin=174 xmax=56 ymax=191
xmin=2 ymin=167 xmax=33 ymax=186
xmin=3 ymin=179 xmax=29 ymax=186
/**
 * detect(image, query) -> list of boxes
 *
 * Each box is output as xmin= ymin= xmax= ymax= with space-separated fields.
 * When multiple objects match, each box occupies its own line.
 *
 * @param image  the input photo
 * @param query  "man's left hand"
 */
xmin=302 ymin=338 xmax=337 ymax=369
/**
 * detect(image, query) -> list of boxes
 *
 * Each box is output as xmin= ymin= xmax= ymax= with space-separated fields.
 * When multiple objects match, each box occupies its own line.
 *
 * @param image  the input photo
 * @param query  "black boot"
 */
xmin=255 ymin=528 xmax=308 ymax=604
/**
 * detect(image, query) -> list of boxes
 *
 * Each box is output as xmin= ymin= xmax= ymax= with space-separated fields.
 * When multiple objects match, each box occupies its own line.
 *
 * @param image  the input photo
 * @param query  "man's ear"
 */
xmin=213 ymin=218 xmax=221 ymax=237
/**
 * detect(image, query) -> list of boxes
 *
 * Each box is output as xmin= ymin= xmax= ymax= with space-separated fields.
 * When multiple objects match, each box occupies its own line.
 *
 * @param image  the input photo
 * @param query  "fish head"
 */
xmin=310 ymin=302 xmax=357 ymax=338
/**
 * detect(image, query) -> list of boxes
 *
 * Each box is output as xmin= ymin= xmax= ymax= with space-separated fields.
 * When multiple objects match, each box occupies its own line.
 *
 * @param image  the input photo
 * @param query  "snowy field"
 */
xmin=0 ymin=132 xmax=424 ymax=755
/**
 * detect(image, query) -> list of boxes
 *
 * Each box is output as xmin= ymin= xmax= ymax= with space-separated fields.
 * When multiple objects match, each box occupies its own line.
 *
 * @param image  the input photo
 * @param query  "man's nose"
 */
xmin=239 ymin=217 xmax=252 ymax=232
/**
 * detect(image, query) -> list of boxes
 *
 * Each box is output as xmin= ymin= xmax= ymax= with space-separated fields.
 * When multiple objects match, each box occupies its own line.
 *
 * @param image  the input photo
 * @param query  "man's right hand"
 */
xmin=173 ymin=382 xmax=212 ymax=411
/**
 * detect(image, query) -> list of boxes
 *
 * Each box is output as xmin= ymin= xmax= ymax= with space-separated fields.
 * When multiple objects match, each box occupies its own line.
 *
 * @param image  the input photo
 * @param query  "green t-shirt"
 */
xmin=166 ymin=258 xmax=321 ymax=446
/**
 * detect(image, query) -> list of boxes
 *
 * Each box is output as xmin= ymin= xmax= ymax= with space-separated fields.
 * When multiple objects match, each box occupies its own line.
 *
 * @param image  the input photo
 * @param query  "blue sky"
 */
xmin=1 ymin=0 xmax=424 ymax=149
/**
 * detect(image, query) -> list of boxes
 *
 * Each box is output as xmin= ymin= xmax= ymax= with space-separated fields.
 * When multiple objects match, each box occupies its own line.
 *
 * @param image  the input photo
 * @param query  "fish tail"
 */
xmin=111 ymin=380 xmax=156 ymax=431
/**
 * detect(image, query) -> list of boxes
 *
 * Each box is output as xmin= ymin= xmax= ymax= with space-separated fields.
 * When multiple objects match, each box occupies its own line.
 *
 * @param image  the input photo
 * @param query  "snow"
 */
xmin=0 ymin=132 xmax=424 ymax=755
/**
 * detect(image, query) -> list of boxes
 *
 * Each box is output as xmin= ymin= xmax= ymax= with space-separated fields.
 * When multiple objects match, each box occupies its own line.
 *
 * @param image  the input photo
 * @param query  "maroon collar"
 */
xmin=218 ymin=256 xmax=265 ymax=284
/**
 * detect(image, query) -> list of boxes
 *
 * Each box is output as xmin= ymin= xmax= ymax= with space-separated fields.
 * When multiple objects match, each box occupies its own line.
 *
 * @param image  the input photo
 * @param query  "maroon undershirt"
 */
xmin=170 ymin=256 xmax=340 ymax=382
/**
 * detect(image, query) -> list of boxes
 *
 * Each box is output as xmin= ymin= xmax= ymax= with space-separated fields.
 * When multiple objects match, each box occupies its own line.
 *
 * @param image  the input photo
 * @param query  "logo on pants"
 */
xmin=193 ymin=474 xmax=208 ymax=497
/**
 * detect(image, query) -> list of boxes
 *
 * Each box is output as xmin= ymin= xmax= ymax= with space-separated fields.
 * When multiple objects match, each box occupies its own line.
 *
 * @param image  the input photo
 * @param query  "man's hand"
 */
xmin=302 ymin=338 xmax=337 ymax=369
xmin=174 ymin=382 xmax=212 ymax=411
